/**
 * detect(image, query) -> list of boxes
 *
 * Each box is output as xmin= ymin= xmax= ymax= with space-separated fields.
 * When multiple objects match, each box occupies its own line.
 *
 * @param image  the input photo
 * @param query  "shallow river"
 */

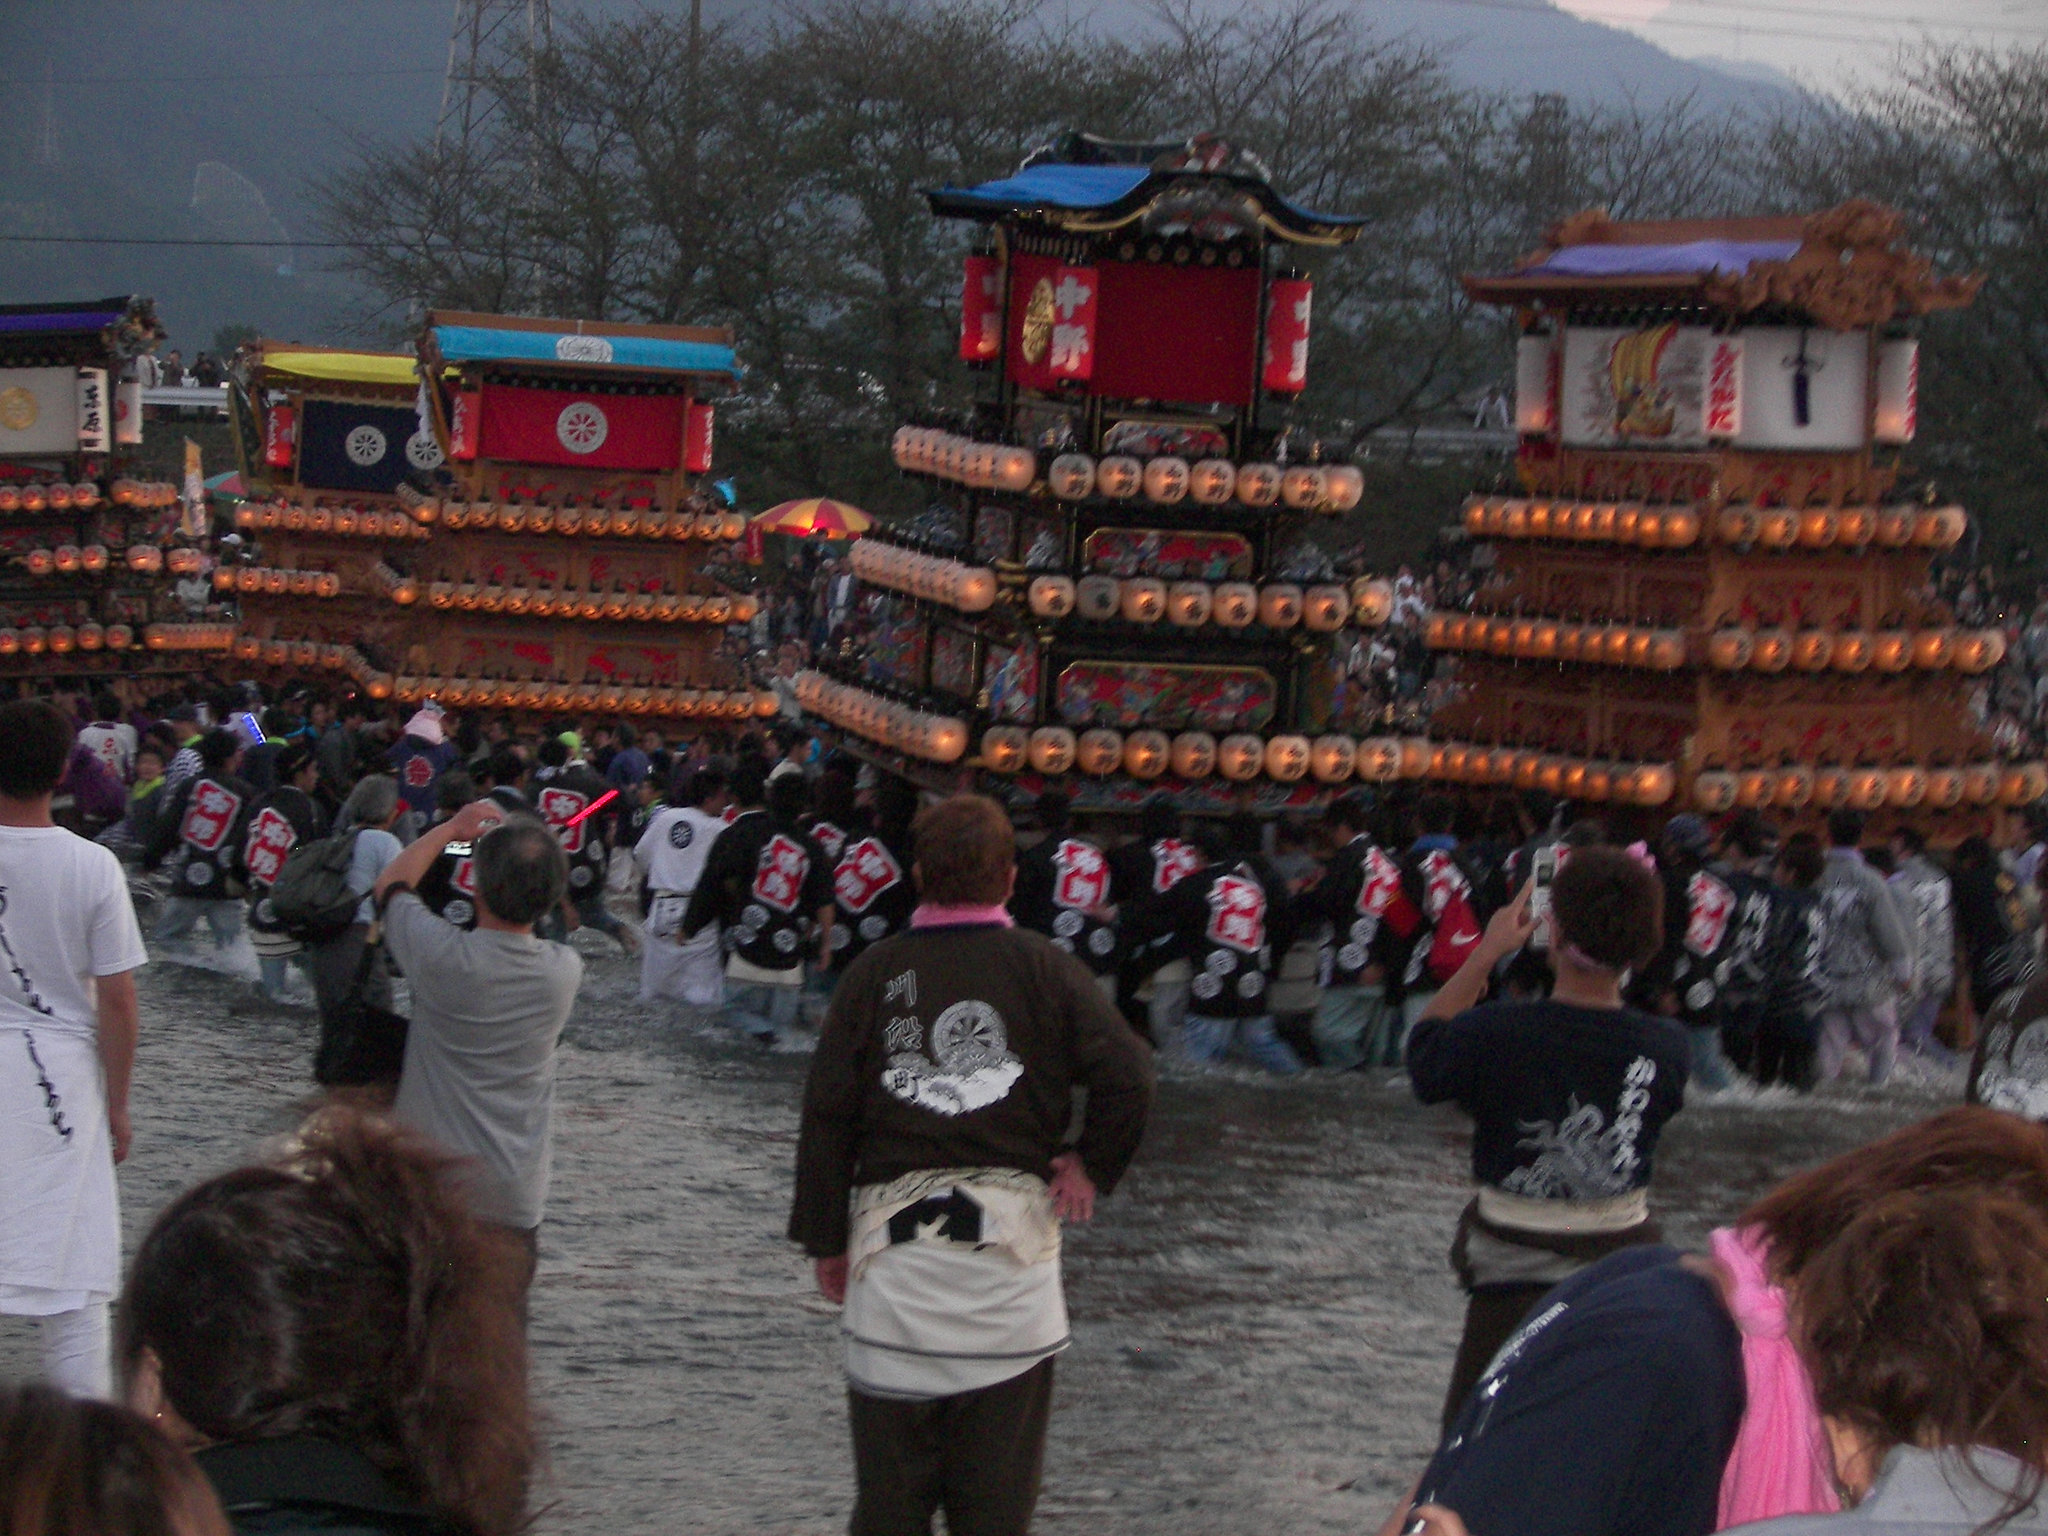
xmin=1 ymin=940 xmax=1950 ymax=1533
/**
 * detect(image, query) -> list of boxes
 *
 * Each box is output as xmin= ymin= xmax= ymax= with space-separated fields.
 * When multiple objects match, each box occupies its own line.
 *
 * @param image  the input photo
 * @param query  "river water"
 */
xmin=0 ymin=941 xmax=1949 ymax=1533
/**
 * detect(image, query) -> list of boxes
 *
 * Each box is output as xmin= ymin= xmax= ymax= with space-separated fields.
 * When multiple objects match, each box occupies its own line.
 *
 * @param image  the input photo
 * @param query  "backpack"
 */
xmin=267 ymin=829 xmax=364 ymax=939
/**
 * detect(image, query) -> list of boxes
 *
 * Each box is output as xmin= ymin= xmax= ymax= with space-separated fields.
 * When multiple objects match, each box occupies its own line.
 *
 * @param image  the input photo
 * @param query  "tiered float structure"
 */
xmin=231 ymin=315 xmax=771 ymax=721
xmin=0 ymin=297 xmax=215 ymax=678
xmin=797 ymin=134 xmax=1396 ymax=810
xmin=1424 ymin=202 xmax=2044 ymax=830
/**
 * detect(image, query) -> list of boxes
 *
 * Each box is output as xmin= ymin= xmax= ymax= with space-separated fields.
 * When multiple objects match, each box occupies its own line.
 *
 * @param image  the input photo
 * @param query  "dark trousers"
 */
xmin=848 ymin=1358 xmax=1054 ymax=1536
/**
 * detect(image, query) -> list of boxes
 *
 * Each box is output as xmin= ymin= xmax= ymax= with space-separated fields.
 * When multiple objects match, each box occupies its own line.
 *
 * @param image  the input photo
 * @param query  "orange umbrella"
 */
xmin=751 ymin=497 xmax=873 ymax=539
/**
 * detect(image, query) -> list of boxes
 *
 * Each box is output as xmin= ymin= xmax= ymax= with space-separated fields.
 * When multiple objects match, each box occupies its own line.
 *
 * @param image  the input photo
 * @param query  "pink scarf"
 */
xmin=1712 ymin=1225 xmax=1840 ymax=1529
xmin=910 ymin=903 xmax=1014 ymax=930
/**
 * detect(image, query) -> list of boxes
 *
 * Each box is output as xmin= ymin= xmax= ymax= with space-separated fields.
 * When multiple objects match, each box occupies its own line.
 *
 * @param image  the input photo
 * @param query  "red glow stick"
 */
xmin=564 ymin=788 xmax=619 ymax=828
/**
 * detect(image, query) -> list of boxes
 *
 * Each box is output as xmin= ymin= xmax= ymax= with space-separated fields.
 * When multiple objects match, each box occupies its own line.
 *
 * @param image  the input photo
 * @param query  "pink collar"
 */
xmin=910 ymin=903 xmax=1014 ymax=930
xmin=1711 ymin=1224 xmax=1841 ymax=1528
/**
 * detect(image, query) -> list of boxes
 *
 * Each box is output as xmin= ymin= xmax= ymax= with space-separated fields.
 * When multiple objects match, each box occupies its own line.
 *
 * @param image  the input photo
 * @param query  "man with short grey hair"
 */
xmin=373 ymin=800 xmax=582 ymax=1270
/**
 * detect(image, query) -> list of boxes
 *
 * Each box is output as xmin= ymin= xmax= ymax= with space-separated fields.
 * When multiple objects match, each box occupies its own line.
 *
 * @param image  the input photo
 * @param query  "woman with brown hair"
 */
xmin=116 ymin=1109 xmax=534 ymax=1536
xmin=1386 ymin=1107 xmax=2048 ymax=1536
xmin=0 ymin=1382 xmax=230 ymax=1536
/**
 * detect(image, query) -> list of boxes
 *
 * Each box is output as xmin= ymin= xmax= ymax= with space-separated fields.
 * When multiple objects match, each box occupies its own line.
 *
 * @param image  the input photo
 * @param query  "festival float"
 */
xmin=1423 ymin=201 xmax=2043 ymax=830
xmin=797 ymin=134 xmax=1391 ymax=809
xmin=0 ymin=297 xmax=210 ymax=679
xmin=230 ymin=315 xmax=768 ymax=721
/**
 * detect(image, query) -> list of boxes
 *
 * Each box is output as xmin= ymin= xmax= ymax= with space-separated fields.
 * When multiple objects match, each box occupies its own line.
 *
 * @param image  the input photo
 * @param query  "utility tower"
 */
xmin=437 ymin=0 xmax=552 ymax=161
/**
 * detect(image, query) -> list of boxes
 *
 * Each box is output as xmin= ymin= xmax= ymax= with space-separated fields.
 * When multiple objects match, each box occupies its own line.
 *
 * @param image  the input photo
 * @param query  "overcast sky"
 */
xmin=1551 ymin=0 xmax=2047 ymax=89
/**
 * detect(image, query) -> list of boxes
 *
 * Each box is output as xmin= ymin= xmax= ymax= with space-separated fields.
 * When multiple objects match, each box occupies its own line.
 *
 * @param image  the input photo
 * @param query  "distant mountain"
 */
xmin=0 ymin=0 xmax=1795 ymax=353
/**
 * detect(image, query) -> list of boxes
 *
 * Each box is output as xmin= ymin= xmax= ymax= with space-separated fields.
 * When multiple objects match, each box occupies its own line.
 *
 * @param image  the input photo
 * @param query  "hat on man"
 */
xmin=403 ymin=710 xmax=445 ymax=746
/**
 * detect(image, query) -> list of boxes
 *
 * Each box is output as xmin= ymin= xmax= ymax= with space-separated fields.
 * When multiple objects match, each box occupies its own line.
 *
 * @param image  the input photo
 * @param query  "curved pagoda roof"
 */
xmin=926 ymin=132 xmax=1364 ymax=247
xmin=1463 ymin=200 xmax=1978 ymax=329
xmin=0 ymin=296 xmax=163 ymax=365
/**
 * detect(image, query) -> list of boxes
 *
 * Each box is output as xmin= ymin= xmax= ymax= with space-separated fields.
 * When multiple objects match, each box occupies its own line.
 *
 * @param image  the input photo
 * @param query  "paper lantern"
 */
xmin=1846 ymin=766 xmax=1888 ymax=811
xmin=77 ymin=622 xmax=103 ymax=651
xmin=1954 ymin=630 xmax=2006 ymax=674
xmin=1832 ymin=631 xmax=1874 ymax=672
xmin=1119 ymin=578 xmax=1167 ymax=625
xmin=1500 ymin=502 xmax=1530 ymax=538
xmin=927 ymin=717 xmax=970 ymax=764
xmin=1097 ymin=456 xmax=1142 ymax=500
xmin=1258 ymin=584 xmax=1304 ymax=629
xmin=1303 ymin=584 xmax=1351 ymax=633
xmin=1872 ymin=630 xmax=1912 ymax=672
xmin=1813 ymin=766 xmax=1851 ymax=809
xmin=955 ymin=567 xmax=999 ymax=613
xmin=1028 ymin=728 xmax=1076 ymax=775
xmin=1352 ymin=579 xmax=1393 ymax=626
xmin=1887 ymin=766 xmax=1928 ymax=808
xmin=1143 ymin=457 xmax=1191 ymax=504
xmin=1535 ymin=755 xmax=1567 ymax=795
xmin=1911 ymin=628 xmax=1955 ymax=669
xmin=1875 ymin=506 xmax=1915 ymax=546
xmin=1759 ymin=509 xmax=1799 ymax=549
xmin=1528 ymin=502 xmax=1558 ymax=538
xmin=1018 ymin=575 xmax=1072 ymax=621
xmin=1735 ymin=767 xmax=1775 ymax=809
xmin=1234 ymin=463 xmax=1281 ymax=507
xmin=1440 ymin=742 xmax=1473 ymax=782
xmin=978 ymin=726 xmax=1028 ymax=774
xmin=1310 ymin=735 xmax=1357 ymax=783
xmin=1399 ymin=738 xmax=1435 ymax=779
xmin=1076 ymin=575 xmax=1121 ymax=622
xmin=1464 ymin=499 xmax=1491 ymax=537
xmin=1634 ymin=764 xmax=1678 ymax=807
xmin=1963 ymin=763 xmax=2002 ymax=806
xmin=1634 ymin=509 xmax=1666 ymax=547
xmin=2012 ymin=763 xmax=2048 ymax=805
xmin=1171 ymin=732 xmax=1217 ymax=779
xmin=1218 ymin=734 xmax=1266 ymax=782
xmin=1124 ymin=730 xmax=1171 ymax=780
xmin=1776 ymin=765 xmax=1815 ymax=810
xmin=992 ymin=447 xmax=1036 ymax=493
xmin=1661 ymin=509 xmax=1700 ymax=548
xmin=1213 ymin=583 xmax=1258 ymax=628
xmin=1190 ymin=459 xmax=1236 ymax=505
xmin=1791 ymin=629 xmax=1833 ymax=671
xmin=1751 ymin=628 xmax=1792 ymax=672
xmin=1836 ymin=508 xmax=1876 ymax=546
xmin=1167 ymin=581 xmax=1213 ymax=627
xmin=1321 ymin=465 xmax=1364 ymax=513
xmin=1555 ymin=624 xmax=1586 ymax=663
xmin=1797 ymin=509 xmax=1838 ymax=548
xmin=1357 ymin=737 xmax=1401 ymax=782
xmin=1926 ymin=766 xmax=1965 ymax=808
xmin=1263 ymin=275 xmax=1312 ymax=393
xmin=1646 ymin=630 xmax=1686 ymax=671
xmin=1280 ymin=466 xmax=1326 ymax=510
xmin=104 ymin=624 xmax=131 ymax=651
xmin=1693 ymin=770 xmax=1738 ymax=812
xmin=1707 ymin=628 xmax=1753 ymax=670
xmin=1077 ymin=728 xmax=1124 ymax=776
xmin=1048 ymin=454 xmax=1095 ymax=501
xmin=1914 ymin=506 xmax=1967 ymax=548
xmin=1265 ymin=735 xmax=1311 ymax=782
xmin=1717 ymin=506 xmax=1761 ymax=545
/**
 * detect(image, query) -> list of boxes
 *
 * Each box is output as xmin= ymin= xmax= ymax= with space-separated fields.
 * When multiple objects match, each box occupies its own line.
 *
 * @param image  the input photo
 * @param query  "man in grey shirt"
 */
xmin=1815 ymin=807 xmax=1914 ymax=1086
xmin=373 ymin=800 xmax=582 ymax=1263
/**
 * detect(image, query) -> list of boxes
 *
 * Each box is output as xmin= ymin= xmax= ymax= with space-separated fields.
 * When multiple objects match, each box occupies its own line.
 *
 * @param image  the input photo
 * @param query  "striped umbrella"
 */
xmin=750 ymin=497 xmax=873 ymax=539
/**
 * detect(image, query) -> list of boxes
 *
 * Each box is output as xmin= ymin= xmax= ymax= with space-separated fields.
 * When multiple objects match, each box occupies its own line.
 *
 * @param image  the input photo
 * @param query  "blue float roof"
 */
xmin=430 ymin=323 xmax=736 ymax=378
xmin=1520 ymin=239 xmax=1801 ymax=280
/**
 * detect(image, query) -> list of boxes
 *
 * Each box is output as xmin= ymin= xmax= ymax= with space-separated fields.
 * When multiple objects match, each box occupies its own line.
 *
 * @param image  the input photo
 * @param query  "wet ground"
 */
xmin=1 ymin=932 xmax=1953 ymax=1534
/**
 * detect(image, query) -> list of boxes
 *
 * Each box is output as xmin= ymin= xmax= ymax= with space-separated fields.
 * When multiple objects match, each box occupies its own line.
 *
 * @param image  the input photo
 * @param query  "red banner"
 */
xmin=1094 ymin=262 xmax=1260 ymax=406
xmin=477 ymin=384 xmax=684 ymax=472
xmin=1005 ymin=255 xmax=1098 ymax=392
xmin=450 ymin=390 xmax=479 ymax=461
xmin=960 ymin=254 xmax=1002 ymax=363
xmin=264 ymin=405 xmax=296 ymax=468
xmin=685 ymin=400 xmax=714 ymax=473
xmin=1262 ymin=276 xmax=1312 ymax=394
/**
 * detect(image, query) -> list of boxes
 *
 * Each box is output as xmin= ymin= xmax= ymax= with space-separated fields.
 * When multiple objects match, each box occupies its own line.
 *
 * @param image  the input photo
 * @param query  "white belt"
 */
xmin=1477 ymin=1185 xmax=1648 ymax=1234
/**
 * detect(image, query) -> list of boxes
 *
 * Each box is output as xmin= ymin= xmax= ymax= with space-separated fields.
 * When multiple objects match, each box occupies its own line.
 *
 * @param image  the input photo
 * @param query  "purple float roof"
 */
xmin=1521 ymin=239 xmax=1802 ymax=280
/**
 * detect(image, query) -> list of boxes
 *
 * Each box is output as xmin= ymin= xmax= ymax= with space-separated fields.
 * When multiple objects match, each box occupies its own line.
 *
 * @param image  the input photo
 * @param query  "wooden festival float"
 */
xmin=229 ymin=315 xmax=772 ymax=722
xmin=1420 ymin=201 xmax=2044 ymax=833
xmin=0 ymin=297 xmax=215 ymax=682
xmin=795 ymin=134 xmax=1399 ymax=810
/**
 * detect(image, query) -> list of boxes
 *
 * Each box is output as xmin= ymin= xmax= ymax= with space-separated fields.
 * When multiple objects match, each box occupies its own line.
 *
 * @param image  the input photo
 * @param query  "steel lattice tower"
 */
xmin=436 ymin=0 xmax=552 ymax=159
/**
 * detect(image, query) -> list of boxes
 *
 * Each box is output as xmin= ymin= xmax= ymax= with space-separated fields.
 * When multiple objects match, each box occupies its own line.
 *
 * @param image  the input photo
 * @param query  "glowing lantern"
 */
xmin=1234 ymin=463 xmax=1281 ymax=507
xmin=1076 ymin=576 xmax=1121 ymax=622
xmin=1280 ymin=466 xmax=1326 ymax=510
xmin=1258 ymin=584 xmax=1304 ymax=629
xmin=1875 ymin=507 xmax=1916 ymax=546
xmin=992 ymin=447 xmax=1036 ymax=493
xmin=1926 ymin=767 xmax=1965 ymax=808
xmin=1797 ymin=509 xmax=1838 ymax=548
xmin=1526 ymin=502 xmax=1554 ymax=539
xmin=1399 ymin=738 xmax=1435 ymax=779
xmin=1847 ymin=767 xmax=1888 ymax=811
xmin=1097 ymin=456 xmax=1142 ymax=500
xmin=1717 ymin=507 xmax=1760 ymax=545
xmin=1351 ymin=579 xmax=1393 ymax=626
xmin=1190 ymin=459 xmax=1236 ymax=505
xmin=979 ymin=727 xmax=1029 ymax=774
xmin=1171 ymin=732 xmax=1218 ymax=779
xmin=1707 ymin=628 xmax=1753 ymax=670
xmin=1463 ymin=500 xmax=1490 ymax=537
xmin=955 ymin=567 xmax=999 ymax=613
xmin=1322 ymin=465 xmax=1364 ymax=513
xmin=1635 ymin=764 xmax=1678 ymax=807
xmin=1759 ymin=509 xmax=1800 ymax=549
xmin=1218 ymin=734 xmax=1266 ymax=782
xmin=104 ymin=624 xmax=131 ymax=651
xmin=1954 ymin=630 xmax=2006 ymax=673
xmin=1168 ymin=582 xmax=1213 ymax=626
xmin=1265 ymin=735 xmax=1311 ymax=782
xmin=1310 ymin=735 xmax=1356 ymax=783
xmin=1119 ymin=578 xmax=1166 ymax=625
xmin=1694 ymin=770 xmax=1739 ymax=812
xmin=1791 ymin=629 xmax=1833 ymax=671
xmin=1028 ymin=728 xmax=1076 ymax=775
xmin=1648 ymin=630 xmax=1687 ymax=671
xmin=1914 ymin=506 xmax=1967 ymax=549
xmin=1735 ymin=768 xmax=1776 ymax=809
xmin=1911 ymin=628 xmax=1955 ymax=669
xmin=1585 ymin=504 xmax=1617 ymax=541
xmin=1832 ymin=631 xmax=1874 ymax=672
xmin=1077 ymin=728 xmax=1124 ymax=776
xmin=1872 ymin=630 xmax=1912 ymax=672
xmin=1213 ymin=583 xmax=1258 ymax=628
xmin=1306 ymin=586 xmax=1352 ymax=633
xmin=1555 ymin=624 xmax=1585 ymax=663
xmin=1837 ymin=507 xmax=1876 ymax=546
xmin=1963 ymin=763 xmax=2002 ymax=806
xmin=77 ymin=622 xmax=103 ymax=651
xmin=1888 ymin=766 xmax=1928 ymax=808
xmin=1751 ymin=628 xmax=1793 ymax=672
xmin=1535 ymin=755 xmax=1567 ymax=795
xmin=1501 ymin=502 xmax=1530 ymax=538
xmin=1661 ymin=509 xmax=1700 ymax=548
xmin=23 ymin=549 xmax=52 ymax=577
xmin=1144 ymin=457 xmax=1191 ymax=504
xmin=1357 ymin=737 xmax=1402 ymax=782
xmin=1776 ymin=766 xmax=1815 ymax=810
xmin=1048 ymin=455 xmax=1095 ymax=500
xmin=2013 ymin=763 xmax=2048 ymax=804
xmin=1813 ymin=766 xmax=1852 ymax=809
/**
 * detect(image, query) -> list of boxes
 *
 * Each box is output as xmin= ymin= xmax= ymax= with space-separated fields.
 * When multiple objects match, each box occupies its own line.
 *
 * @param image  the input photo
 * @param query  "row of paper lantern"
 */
xmin=1464 ymin=497 xmax=1970 ymax=552
xmin=0 ymin=480 xmax=180 ymax=514
xmin=889 ymin=427 xmax=1366 ymax=514
xmin=215 ymin=565 xmax=343 ymax=599
xmin=1026 ymin=573 xmax=1395 ymax=631
xmin=142 ymin=623 xmax=237 ymax=652
xmin=433 ymin=503 xmax=748 ymax=541
xmin=416 ymin=579 xmax=758 ymax=625
xmin=849 ymin=540 xmax=999 ymax=612
xmin=235 ymin=503 xmax=431 ymax=540
xmin=21 ymin=545 xmax=205 ymax=578
xmin=792 ymin=671 xmax=971 ymax=764
xmin=1425 ymin=614 xmax=2008 ymax=675
xmin=387 ymin=676 xmax=778 ymax=717
xmin=0 ymin=622 xmax=137 ymax=656
xmin=1693 ymin=761 xmax=2048 ymax=813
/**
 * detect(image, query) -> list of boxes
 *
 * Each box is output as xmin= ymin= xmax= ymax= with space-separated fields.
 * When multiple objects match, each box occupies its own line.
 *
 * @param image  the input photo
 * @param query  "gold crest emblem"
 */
xmin=1020 ymin=278 xmax=1056 ymax=365
xmin=0 ymin=387 xmax=38 ymax=433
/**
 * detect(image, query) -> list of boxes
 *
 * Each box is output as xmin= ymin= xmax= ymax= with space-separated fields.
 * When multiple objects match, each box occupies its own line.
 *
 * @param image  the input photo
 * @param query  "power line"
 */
xmin=0 ymin=65 xmax=443 ymax=88
xmin=0 ymin=235 xmax=337 ymax=248
xmin=1421 ymin=0 xmax=2048 ymax=49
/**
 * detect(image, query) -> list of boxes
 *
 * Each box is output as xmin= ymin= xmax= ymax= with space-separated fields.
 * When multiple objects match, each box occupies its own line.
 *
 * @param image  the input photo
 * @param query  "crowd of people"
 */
xmin=5 ymin=656 xmax=2048 ymax=1534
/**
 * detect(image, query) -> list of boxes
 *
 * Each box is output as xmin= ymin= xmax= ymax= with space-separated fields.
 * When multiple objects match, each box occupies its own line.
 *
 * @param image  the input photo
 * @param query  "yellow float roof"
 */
xmin=258 ymin=346 xmax=419 ymax=387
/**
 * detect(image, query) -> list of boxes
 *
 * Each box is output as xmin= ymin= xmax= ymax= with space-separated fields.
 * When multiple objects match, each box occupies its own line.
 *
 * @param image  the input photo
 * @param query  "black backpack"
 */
xmin=267 ymin=829 xmax=364 ymax=938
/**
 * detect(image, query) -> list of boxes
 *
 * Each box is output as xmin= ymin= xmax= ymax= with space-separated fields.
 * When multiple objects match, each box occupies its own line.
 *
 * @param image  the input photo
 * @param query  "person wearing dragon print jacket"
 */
xmin=789 ymin=793 xmax=1152 ymax=1536
xmin=1407 ymin=845 xmax=1689 ymax=1432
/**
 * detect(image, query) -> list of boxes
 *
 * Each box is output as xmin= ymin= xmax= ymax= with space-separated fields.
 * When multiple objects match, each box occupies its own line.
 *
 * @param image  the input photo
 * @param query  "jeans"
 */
xmin=1312 ymin=983 xmax=1388 ymax=1070
xmin=1395 ymin=990 xmax=1437 ymax=1067
xmin=155 ymin=896 xmax=242 ymax=950
xmin=1818 ymin=1001 xmax=1899 ymax=1085
xmin=1899 ymin=992 xmax=1954 ymax=1063
xmin=1687 ymin=1023 xmax=1736 ymax=1090
xmin=724 ymin=979 xmax=803 ymax=1043
xmin=1145 ymin=965 xmax=1191 ymax=1055
xmin=258 ymin=953 xmax=309 ymax=1002
xmin=1180 ymin=1013 xmax=1302 ymax=1074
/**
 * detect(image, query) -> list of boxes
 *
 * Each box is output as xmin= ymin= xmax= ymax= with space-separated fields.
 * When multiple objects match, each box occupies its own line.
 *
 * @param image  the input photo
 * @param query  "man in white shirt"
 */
xmin=633 ymin=765 xmax=731 ymax=1009
xmin=0 ymin=699 xmax=147 ymax=1397
xmin=76 ymin=691 xmax=137 ymax=784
